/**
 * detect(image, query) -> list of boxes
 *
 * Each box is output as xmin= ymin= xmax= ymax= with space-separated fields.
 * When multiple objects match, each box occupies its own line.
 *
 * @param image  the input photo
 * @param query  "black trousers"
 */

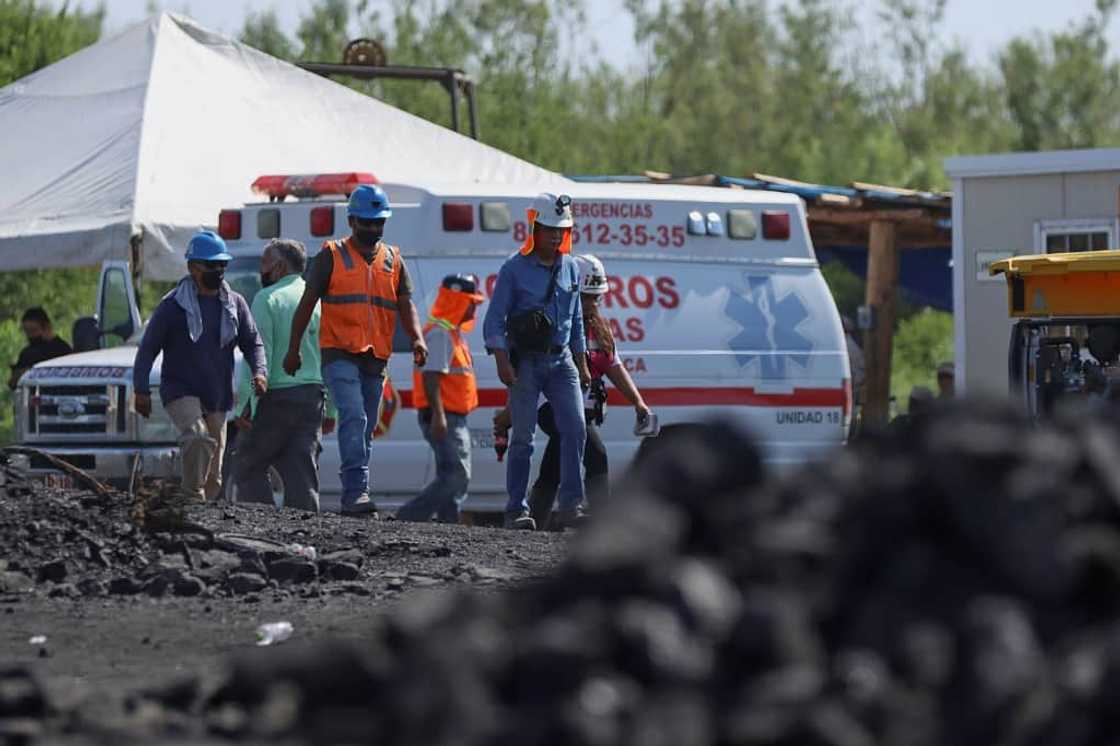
xmin=531 ymin=401 xmax=609 ymax=520
xmin=234 ymin=384 xmax=325 ymax=512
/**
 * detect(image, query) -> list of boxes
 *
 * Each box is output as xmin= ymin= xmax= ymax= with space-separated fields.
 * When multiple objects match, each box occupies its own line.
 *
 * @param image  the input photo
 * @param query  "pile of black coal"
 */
xmin=18 ymin=402 xmax=1120 ymax=745
xmin=0 ymin=472 xmax=418 ymax=603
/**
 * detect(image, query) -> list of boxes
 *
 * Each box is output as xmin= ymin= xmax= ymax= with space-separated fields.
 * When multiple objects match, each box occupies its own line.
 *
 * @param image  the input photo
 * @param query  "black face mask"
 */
xmin=260 ymin=272 xmax=276 ymax=288
xmin=200 ymin=269 xmax=224 ymax=290
xmin=353 ymin=228 xmax=381 ymax=248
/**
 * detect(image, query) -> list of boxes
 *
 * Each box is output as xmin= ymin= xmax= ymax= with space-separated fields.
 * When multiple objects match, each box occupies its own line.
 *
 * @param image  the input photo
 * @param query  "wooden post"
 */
xmin=861 ymin=219 xmax=899 ymax=426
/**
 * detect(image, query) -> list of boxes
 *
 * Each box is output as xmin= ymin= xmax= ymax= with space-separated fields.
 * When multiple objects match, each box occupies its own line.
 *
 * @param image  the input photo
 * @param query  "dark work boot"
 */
xmin=528 ymin=483 xmax=557 ymax=532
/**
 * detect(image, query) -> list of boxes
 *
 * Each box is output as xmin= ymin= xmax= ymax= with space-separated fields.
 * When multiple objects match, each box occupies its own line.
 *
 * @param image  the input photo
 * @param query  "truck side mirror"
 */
xmin=73 ymin=317 xmax=101 ymax=352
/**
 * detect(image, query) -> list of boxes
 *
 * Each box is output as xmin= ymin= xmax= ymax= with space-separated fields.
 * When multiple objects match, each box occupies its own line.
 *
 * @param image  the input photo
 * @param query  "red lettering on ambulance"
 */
xmin=656 ymin=277 xmax=680 ymax=309
xmin=629 ymin=276 xmax=654 ymax=309
xmin=623 ymin=357 xmax=647 ymax=373
xmin=625 ymin=317 xmax=645 ymax=342
xmin=605 ymin=276 xmax=628 ymax=309
xmin=608 ymin=318 xmax=625 ymax=340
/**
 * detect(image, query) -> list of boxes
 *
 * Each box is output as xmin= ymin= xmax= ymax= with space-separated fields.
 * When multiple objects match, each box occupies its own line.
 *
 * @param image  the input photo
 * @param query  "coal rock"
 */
xmin=173 ymin=574 xmax=207 ymax=597
xmin=227 ymin=573 xmax=267 ymax=595
xmin=24 ymin=403 xmax=1120 ymax=746
xmin=108 ymin=577 xmax=143 ymax=596
xmin=36 ymin=559 xmax=67 ymax=584
xmin=0 ymin=667 xmax=46 ymax=718
xmin=268 ymin=558 xmax=317 ymax=585
xmin=322 ymin=561 xmax=361 ymax=581
xmin=77 ymin=577 xmax=107 ymax=597
xmin=47 ymin=584 xmax=76 ymax=599
xmin=0 ymin=572 xmax=32 ymax=594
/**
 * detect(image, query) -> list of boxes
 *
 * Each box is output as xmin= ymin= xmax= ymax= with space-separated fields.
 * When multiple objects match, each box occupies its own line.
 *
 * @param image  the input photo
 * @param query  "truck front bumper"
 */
xmin=17 ymin=445 xmax=179 ymax=487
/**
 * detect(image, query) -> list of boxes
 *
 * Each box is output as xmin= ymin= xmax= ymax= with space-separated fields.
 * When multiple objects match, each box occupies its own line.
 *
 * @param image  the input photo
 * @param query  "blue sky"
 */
xmin=90 ymin=0 xmax=1112 ymax=71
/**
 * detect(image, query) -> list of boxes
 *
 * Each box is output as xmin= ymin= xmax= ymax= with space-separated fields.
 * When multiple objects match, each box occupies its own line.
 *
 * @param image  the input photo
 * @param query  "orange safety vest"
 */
xmin=319 ymin=238 xmax=401 ymax=360
xmin=412 ymin=321 xmax=478 ymax=415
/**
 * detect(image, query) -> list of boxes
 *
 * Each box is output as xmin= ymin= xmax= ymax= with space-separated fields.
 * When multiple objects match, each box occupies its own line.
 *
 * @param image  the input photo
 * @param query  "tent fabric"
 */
xmin=0 ymin=13 xmax=567 ymax=280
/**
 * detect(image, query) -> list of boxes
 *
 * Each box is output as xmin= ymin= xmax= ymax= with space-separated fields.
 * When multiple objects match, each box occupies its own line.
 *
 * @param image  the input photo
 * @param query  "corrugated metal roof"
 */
xmin=567 ymin=173 xmax=951 ymax=210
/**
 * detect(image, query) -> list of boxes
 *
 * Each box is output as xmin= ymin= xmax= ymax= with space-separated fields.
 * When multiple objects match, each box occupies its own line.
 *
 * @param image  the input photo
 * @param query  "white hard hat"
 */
xmin=576 ymin=254 xmax=608 ymax=295
xmin=532 ymin=193 xmax=574 ymax=229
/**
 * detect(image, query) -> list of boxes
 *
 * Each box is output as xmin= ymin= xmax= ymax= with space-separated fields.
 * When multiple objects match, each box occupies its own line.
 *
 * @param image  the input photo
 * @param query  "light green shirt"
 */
xmin=238 ymin=274 xmax=336 ymax=418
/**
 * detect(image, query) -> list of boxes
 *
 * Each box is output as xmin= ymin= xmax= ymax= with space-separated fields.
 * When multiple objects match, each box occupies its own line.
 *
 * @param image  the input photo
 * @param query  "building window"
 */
xmin=1036 ymin=219 xmax=1116 ymax=254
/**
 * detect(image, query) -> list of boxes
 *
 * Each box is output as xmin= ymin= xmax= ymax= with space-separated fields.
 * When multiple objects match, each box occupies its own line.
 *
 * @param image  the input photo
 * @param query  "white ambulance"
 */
xmin=15 ymin=173 xmax=851 ymax=512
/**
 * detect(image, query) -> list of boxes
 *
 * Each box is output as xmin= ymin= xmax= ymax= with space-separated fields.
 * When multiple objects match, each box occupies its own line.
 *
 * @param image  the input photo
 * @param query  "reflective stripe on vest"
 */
xmin=319 ymin=238 xmax=400 ymax=359
xmin=412 ymin=323 xmax=478 ymax=414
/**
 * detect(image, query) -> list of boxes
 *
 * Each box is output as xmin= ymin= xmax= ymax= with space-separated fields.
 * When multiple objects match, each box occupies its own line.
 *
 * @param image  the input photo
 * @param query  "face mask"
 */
xmin=260 ymin=271 xmax=276 ymax=288
xmin=200 ymin=269 xmax=224 ymax=290
xmin=354 ymin=228 xmax=380 ymax=247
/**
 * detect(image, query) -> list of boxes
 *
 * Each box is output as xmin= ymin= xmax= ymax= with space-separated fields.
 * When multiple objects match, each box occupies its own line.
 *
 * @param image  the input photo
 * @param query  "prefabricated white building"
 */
xmin=945 ymin=149 xmax=1120 ymax=397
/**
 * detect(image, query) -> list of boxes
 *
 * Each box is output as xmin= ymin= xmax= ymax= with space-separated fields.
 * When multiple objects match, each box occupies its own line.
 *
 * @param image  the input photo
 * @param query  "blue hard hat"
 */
xmin=186 ymin=230 xmax=233 ymax=261
xmin=347 ymin=184 xmax=392 ymax=220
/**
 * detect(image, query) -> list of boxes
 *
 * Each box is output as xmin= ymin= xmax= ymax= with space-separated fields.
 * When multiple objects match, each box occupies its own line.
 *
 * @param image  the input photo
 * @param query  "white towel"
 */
xmin=172 ymin=277 xmax=238 ymax=348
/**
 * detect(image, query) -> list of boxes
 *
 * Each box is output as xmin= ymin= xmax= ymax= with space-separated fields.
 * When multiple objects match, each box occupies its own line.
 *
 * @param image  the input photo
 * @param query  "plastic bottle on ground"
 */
xmin=255 ymin=621 xmax=294 ymax=646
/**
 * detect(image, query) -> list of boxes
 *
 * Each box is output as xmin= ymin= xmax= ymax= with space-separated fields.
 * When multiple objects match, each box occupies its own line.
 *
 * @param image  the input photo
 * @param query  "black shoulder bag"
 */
xmin=507 ymin=261 xmax=561 ymax=360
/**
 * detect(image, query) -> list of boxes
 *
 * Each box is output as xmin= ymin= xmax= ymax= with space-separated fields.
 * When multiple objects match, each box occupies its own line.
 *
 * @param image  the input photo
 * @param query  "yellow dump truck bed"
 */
xmin=989 ymin=250 xmax=1120 ymax=318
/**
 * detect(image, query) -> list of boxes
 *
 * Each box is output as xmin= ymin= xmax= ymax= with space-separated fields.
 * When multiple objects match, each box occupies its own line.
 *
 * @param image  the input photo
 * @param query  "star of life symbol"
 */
xmin=723 ymin=274 xmax=813 ymax=380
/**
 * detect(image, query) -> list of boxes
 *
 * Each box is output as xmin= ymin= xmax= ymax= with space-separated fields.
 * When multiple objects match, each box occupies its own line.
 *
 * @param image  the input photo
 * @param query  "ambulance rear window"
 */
xmin=728 ymin=209 xmax=757 ymax=239
xmin=257 ymin=209 xmax=280 ymax=239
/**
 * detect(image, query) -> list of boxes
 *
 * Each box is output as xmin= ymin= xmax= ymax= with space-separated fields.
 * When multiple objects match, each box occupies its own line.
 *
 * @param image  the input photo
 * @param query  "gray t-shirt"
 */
xmin=422 ymin=327 xmax=455 ymax=374
xmin=305 ymin=242 xmax=414 ymax=375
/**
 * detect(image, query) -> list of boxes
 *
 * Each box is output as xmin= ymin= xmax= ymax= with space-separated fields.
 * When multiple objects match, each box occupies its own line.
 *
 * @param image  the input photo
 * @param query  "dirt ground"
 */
xmin=0 ymin=484 xmax=568 ymax=737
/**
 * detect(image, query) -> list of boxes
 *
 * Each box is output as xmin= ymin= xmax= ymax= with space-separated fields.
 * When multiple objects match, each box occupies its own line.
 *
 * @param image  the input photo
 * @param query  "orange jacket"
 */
xmin=412 ymin=321 xmax=478 ymax=415
xmin=411 ymin=284 xmax=482 ymax=415
xmin=319 ymin=238 xmax=400 ymax=360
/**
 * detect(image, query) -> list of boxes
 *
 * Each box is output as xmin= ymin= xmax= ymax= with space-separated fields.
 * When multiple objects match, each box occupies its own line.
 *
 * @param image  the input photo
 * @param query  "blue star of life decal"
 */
xmin=724 ymin=274 xmax=813 ymax=380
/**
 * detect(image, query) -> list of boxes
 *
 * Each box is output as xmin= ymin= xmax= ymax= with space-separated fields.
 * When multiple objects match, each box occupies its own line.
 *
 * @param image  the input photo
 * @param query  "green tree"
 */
xmin=998 ymin=0 xmax=1120 ymax=151
xmin=0 ymin=0 xmax=103 ymax=86
xmin=0 ymin=1 xmax=105 ymax=442
xmin=239 ymin=8 xmax=296 ymax=60
xmin=891 ymin=308 xmax=953 ymax=409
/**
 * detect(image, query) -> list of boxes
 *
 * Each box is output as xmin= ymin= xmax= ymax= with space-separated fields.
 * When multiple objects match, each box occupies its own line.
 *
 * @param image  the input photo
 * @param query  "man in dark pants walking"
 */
xmin=234 ymin=239 xmax=334 ymax=511
xmin=483 ymin=193 xmax=592 ymax=531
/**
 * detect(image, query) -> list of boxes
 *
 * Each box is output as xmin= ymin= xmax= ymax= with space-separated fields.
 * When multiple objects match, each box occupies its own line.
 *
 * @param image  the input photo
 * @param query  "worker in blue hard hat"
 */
xmin=285 ymin=184 xmax=427 ymax=517
xmin=133 ymin=230 xmax=267 ymax=503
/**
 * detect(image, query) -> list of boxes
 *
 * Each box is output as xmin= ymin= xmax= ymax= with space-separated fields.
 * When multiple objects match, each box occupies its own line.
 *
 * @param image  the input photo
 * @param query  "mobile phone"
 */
xmin=634 ymin=411 xmax=660 ymax=438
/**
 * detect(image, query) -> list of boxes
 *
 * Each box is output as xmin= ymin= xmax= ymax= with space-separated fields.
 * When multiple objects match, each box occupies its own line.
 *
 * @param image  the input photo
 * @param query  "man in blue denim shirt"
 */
xmin=483 ymin=193 xmax=592 ymax=530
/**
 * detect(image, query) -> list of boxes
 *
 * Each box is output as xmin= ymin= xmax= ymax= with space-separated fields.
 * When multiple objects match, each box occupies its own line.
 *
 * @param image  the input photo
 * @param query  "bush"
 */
xmin=891 ymin=307 xmax=953 ymax=411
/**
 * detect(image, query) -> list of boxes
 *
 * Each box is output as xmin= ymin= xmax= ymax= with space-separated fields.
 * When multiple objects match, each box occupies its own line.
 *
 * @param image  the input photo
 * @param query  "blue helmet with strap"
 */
xmin=347 ymin=184 xmax=392 ymax=220
xmin=185 ymin=230 xmax=232 ymax=261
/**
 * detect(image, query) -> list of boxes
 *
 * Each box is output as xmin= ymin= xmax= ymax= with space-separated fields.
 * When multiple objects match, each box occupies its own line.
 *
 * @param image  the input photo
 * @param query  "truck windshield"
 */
xmin=226 ymin=256 xmax=263 ymax=307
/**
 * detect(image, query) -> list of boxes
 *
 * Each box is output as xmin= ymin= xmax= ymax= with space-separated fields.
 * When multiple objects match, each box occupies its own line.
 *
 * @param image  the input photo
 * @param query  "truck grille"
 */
xmin=27 ymin=384 xmax=129 ymax=438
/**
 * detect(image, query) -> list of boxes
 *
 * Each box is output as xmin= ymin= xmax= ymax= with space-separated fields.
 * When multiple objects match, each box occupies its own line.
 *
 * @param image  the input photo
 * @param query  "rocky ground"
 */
xmin=11 ymin=403 xmax=1120 ymax=745
xmin=0 ymin=469 xmax=567 ymax=744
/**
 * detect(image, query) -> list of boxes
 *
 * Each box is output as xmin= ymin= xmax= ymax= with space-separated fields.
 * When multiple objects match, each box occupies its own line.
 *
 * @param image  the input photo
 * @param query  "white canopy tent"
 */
xmin=0 ymin=13 xmax=567 ymax=280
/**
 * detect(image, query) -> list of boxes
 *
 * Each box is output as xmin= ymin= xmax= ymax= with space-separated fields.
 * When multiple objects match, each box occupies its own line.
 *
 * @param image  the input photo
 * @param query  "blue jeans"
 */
xmin=396 ymin=411 xmax=471 ymax=523
xmin=506 ymin=349 xmax=586 ymax=514
xmin=322 ymin=358 xmax=384 ymax=506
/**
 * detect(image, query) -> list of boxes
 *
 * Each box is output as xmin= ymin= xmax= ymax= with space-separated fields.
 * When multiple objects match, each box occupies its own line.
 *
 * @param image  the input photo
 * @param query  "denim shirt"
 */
xmin=483 ymin=252 xmax=585 ymax=355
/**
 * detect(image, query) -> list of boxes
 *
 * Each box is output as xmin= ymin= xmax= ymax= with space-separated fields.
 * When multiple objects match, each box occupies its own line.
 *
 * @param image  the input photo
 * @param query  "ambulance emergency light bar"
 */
xmin=251 ymin=172 xmax=378 ymax=202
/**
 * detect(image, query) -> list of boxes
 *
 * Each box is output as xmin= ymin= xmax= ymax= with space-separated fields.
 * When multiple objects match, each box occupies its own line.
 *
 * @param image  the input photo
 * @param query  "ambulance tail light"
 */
xmin=218 ymin=210 xmax=242 ymax=240
xmin=442 ymin=203 xmax=474 ymax=232
xmin=310 ymin=206 xmax=334 ymax=237
xmin=762 ymin=210 xmax=790 ymax=240
xmin=251 ymin=172 xmax=378 ymax=201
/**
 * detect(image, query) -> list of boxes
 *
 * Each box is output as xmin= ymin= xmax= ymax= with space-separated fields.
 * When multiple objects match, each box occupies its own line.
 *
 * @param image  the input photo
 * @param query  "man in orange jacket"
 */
xmin=285 ymin=185 xmax=427 ymax=517
xmin=396 ymin=274 xmax=485 ymax=524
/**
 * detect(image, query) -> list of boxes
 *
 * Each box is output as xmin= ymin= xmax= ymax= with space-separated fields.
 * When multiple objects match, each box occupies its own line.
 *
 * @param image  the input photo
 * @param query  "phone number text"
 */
xmin=513 ymin=221 xmax=686 ymax=248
